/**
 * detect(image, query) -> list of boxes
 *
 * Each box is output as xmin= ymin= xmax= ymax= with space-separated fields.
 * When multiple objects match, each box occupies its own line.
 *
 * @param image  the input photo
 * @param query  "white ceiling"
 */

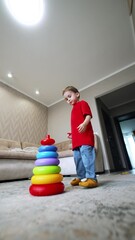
xmin=0 ymin=0 xmax=135 ymax=107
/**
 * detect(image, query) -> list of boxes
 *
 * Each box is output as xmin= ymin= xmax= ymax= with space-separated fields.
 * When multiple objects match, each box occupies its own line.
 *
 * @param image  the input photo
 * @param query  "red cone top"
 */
xmin=40 ymin=135 xmax=55 ymax=145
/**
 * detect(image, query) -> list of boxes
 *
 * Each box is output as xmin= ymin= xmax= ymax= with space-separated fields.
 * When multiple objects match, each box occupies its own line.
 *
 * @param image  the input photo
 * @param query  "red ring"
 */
xmin=29 ymin=182 xmax=65 ymax=196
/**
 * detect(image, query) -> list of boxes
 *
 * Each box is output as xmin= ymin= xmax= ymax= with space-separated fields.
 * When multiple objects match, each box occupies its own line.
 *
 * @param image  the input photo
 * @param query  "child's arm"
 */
xmin=77 ymin=115 xmax=91 ymax=133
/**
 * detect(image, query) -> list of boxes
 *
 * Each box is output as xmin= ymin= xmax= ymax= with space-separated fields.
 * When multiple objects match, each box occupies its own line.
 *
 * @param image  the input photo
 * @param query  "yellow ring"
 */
xmin=31 ymin=173 xmax=63 ymax=184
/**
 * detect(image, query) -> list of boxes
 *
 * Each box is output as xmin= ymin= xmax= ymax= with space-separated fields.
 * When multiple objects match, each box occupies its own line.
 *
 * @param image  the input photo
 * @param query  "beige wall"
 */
xmin=0 ymin=82 xmax=48 ymax=144
xmin=48 ymin=64 xmax=135 ymax=170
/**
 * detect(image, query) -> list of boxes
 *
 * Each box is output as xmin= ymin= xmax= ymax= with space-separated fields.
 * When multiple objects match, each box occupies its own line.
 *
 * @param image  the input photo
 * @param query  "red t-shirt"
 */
xmin=71 ymin=100 xmax=94 ymax=150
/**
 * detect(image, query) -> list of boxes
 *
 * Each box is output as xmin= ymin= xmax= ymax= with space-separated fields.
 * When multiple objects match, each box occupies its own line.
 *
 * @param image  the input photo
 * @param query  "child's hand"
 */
xmin=67 ymin=132 xmax=72 ymax=139
xmin=77 ymin=123 xmax=87 ymax=133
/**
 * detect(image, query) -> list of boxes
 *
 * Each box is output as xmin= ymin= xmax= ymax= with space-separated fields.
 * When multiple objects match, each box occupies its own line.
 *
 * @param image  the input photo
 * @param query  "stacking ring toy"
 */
xmin=36 ymin=151 xmax=58 ymax=159
xmin=33 ymin=166 xmax=61 ymax=175
xmin=35 ymin=158 xmax=60 ymax=166
xmin=29 ymin=182 xmax=65 ymax=196
xmin=31 ymin=173 xmax=63 ymax=184
xmin=38 ymin=145 xmax=57 ymax=152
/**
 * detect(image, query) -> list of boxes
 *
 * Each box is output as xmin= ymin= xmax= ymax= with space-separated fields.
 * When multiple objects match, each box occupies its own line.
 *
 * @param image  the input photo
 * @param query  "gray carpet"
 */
xmin=0 ymin=172 xmax=135 ymax=240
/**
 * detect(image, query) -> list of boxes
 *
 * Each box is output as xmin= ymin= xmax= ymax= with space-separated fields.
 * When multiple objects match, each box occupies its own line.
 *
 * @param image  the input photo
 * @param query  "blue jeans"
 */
xmin=73 ymin=145 xmax=96 ymax=180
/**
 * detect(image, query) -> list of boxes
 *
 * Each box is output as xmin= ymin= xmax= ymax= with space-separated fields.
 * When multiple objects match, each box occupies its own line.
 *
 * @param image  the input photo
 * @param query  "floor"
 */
xmin=0 ymin=172 xmax=135 ymax=240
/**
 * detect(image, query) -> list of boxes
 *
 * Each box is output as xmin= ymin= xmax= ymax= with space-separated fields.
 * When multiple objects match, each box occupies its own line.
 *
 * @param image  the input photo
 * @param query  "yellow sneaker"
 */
xmin=79 ymin=178 xmax=98 ymax=188
xmin=70 ymin=178 xmax=81 ymax=186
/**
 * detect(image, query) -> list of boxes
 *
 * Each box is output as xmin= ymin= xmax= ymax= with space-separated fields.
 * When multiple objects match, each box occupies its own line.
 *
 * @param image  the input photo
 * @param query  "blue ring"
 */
xmin=38 ymin=145 xmax=57 ymax=152
xmin=36 ymin=151 xmax=58 ymax=159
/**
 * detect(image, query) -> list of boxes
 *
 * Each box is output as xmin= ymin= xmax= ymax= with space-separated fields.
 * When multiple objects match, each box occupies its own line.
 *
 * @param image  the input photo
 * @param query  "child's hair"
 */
xmin=62 ymin=86 xmax=80 ymax=99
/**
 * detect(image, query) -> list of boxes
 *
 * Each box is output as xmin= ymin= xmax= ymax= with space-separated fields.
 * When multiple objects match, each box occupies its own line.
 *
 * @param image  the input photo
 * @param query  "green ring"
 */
xmin=33 ymin=165 xmax=61 ymax=175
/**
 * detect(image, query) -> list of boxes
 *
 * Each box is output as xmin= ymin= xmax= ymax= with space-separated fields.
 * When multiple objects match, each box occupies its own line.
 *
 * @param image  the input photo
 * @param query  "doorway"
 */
xmin=96 ymin=98 xmax=125 ymax=172
xmin=114 ymin=112 xmax=135 ymax=170
xmin=101 ymin=108 xmax=124 ymax=171
xmin=96 ymin=81 xmax=135 ymax=172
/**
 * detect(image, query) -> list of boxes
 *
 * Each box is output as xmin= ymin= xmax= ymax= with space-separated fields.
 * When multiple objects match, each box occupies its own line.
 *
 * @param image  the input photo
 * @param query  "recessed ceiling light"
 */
xmin=5 ymin=0 xmax=44 ymax=26
xmin=35 ymin=90 xmax=39 ymax=95
xmin=7 ymin=72 xmax=13 ymax=78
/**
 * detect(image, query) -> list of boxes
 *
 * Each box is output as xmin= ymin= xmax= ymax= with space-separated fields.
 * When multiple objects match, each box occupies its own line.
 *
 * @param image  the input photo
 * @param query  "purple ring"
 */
xmin=35 ymin=158 xmax=60 ymax=166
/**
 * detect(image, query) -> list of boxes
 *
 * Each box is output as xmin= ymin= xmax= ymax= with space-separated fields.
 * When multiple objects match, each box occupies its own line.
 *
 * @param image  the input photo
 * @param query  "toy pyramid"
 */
xmin=29 ymin=135 xmax=65 ymax=196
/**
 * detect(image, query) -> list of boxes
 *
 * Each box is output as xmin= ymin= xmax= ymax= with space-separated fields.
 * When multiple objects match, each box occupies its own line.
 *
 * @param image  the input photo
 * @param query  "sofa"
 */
xmin=0 ymin=138 xmax=39 ymax=181
xmin=0 ymin=133 xmax=104 ymax=181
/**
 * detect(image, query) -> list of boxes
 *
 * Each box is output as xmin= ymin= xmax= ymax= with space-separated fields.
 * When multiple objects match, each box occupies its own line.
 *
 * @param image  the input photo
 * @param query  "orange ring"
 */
xmin=31 ymin=173 xmax=63 ymax=184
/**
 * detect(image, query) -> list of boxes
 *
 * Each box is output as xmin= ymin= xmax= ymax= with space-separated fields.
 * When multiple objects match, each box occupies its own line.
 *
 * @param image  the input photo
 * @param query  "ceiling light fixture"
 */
xmin=7 ymin=72 xmax=13 ymax=78
xmin=35 ymin=90 xmax=39 ymax=95
xmin=5 ymin=0 xmax=44 ymax=26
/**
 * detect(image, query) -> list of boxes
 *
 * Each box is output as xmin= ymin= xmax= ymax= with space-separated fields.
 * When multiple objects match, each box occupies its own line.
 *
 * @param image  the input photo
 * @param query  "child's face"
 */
xmin=63 ymin=90 xmax=79 ymax=105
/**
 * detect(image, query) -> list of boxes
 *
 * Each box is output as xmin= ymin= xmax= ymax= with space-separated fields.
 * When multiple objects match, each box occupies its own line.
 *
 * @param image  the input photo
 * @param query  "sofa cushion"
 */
xmin=22 ymin=147 xmax=38 ymax=153
xmin=0 ymin=139 xmax=39 ymax=160
xmin=9 ymin=140 xmax=21 ymax=149
xmin=21 ymin=141 xmax=39 ymax=149
xmin=58 ymin=150 xmax=73 ymax=158
xmin=55 ymin=140 xmax=71 ymax=152
xmin=0 ymin=150 xmax=36 ymax=160
xmin=0 ymin=138 xmax=21 ymax=150
xmin=0 ymin=139 xmax=9 ymax=150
